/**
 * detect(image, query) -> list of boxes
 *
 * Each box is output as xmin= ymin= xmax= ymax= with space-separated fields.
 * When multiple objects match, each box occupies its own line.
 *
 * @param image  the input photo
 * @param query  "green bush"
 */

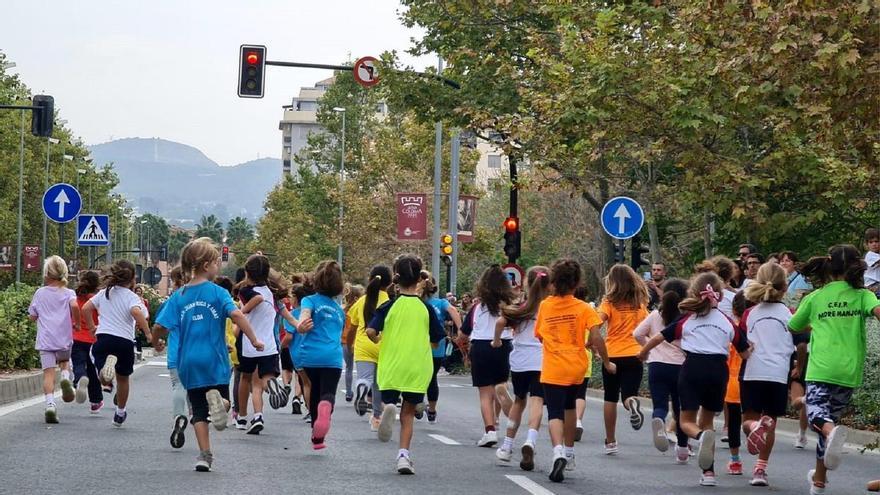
xmin=0 ymin=284 xmax=39 ymax=369
xmin=851 ymin=318 xmax=880 ymax=432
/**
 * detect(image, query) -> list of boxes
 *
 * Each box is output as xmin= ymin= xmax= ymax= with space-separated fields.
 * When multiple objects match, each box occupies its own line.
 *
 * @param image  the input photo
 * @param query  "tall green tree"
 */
xmin=195 ymin=214 xmax=223 ymax=243
xmin=226 ymin=216 xmax=254 ymax=246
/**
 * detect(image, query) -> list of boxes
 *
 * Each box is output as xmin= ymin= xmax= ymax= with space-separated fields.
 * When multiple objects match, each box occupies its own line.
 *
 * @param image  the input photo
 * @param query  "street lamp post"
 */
xmin=42 ymin=137 xmax=60 ymax=264
xmin=333 ymin=107 xmax=346 ymax=270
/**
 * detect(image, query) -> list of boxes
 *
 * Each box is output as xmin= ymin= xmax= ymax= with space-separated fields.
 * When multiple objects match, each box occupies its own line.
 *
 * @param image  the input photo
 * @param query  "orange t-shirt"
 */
xmin=725 ymin=344 xmax=742 ymax=404
xmin=598 ymin=299 xmax=648 ymax=358
xmin=535 ymin=295 xmax=603 ymax=386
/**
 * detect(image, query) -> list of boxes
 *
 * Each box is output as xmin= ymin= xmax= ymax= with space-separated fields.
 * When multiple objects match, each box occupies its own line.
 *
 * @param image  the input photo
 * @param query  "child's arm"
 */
xmin=491 ymin=315 xmax=508 ymax=348
xmin=637 ymin=333 xmax=664 ymax=362
xmin=230 ymin=309 xmax=264 ymax=351
xmin=296 ymin=308 xmax=314 ymax=334
xmin=589 ymin=325 xmax=615 ymax=374
xmin=279 ymin=305 xmax=299 ymax=327
xmin=150 ymin=324 xmax=167 ymax=352
xmin=632 ymin=311 xmax=653 ymax=345
xmin=69 ymin=299 xmax=81 ymax=332
xmin=131 ymin=306 xmax=153 ymax=343
xmin=240 ymin=294 xmax=263 ymax=314
xmin=446 ymin=305 xmax=463 ymax=331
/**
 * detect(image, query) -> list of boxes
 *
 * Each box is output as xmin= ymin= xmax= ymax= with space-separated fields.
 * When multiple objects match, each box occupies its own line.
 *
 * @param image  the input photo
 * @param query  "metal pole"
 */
xmin=15 ymin=110 xmax=25 ymax=284
xmin=337 ymin=111 xmax=345 ymax=270
xmin=42 ymin=138 xmax=50 ymax=262
xmin=431 ymin=57 xmax=444 ymax=284
xmin=447 ymin=130 xmax=461 ymax=295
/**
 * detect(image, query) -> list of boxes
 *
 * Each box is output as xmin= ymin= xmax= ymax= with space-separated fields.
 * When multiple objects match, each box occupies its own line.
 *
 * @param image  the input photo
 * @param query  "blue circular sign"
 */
xmin=42 ymin=183 xmax=82 ymax=223
xmin=600 ymin=196 xmax=645 ymax=240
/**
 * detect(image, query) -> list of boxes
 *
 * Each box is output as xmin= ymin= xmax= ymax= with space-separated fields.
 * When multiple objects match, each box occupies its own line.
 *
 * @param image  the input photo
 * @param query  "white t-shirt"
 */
xmin=741 ymin=302 xmax=794 ymax=384
xmin=91 ymin=287 xmax=146 ymax=341
xmin=241 ymin=285 xmax=278 ymax=358
xmin=865 ymin=251 xmax=880 ymax=286
xmin=718 ymin=289 xmax=737 ymax=319
xmin=509 ymin=318 xmax=542 ymax=372
xmin=662 ymin=308 xmax=743 ymax=356
xmin=469 ymin=304 xmax=512 ymax=341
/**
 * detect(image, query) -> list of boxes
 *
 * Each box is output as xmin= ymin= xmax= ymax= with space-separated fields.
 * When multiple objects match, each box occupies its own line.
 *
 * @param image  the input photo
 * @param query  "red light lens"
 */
xmin=504 ymin=217 xmax=518 ymax=232
xmin=246 ymin=52 xmax=259 ymax=65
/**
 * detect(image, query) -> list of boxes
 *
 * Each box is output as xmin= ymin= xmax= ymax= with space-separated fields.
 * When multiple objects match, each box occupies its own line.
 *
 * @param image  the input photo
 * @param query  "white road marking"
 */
xmin=428 ymin=434 xmax=461 ymax=445
xmin=506 ymin=475 xmax=556 ymax=495
xmin=157 ymin=373 xmax=169 ymax=377
xmin=445 ymin=384 xmax=463 ymax=388
xmin=144 ymin=360 xmax=167 ymax=367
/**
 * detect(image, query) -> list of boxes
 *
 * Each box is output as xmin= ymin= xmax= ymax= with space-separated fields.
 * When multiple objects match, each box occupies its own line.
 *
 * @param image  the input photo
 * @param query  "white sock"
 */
xmin=254 ymin=412 xmax=263 ymax=420
xmin=60 ymin=369 xmax=70 ymax=381
xmin=565 ymin=446 xmax=575 ymax=457
xmin=576 ymin=419 xmax=583 ymax=429
xmin=398 ymin=448 xmax=410 ymax=458
xmin=502 ymin=436 xmax=514 ymax=450
xmin=553 ymin=444 xmax=564 ymax=456
xmin=45 ymin=394 xmax=55 ymax=405
xmin=116 ymin=406 xmax=126 ymax=414
xmin=527 ymin=428 xmax=539 ymax=444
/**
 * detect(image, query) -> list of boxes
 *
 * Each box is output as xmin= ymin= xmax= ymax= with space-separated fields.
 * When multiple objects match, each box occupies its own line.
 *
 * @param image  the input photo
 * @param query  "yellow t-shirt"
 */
xmin=598 ymin=299 xmax=648 ymax=358
xmin=225 ymin=318 xmax=238 ymax=366
xmin=535 ymin=295 xmax=603 ymax=386
xmin=348 ymin=291 xmax=389 ymax=363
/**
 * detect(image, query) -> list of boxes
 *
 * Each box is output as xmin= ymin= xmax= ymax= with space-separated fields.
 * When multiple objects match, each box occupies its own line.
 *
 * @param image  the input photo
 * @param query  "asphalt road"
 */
xmin=0 ymin=359 xmax=876 ymax=495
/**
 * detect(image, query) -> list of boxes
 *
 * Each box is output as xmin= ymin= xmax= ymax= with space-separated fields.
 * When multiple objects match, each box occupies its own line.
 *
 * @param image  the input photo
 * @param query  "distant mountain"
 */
xmin=88 ymin=138 xmax=283 ymax=227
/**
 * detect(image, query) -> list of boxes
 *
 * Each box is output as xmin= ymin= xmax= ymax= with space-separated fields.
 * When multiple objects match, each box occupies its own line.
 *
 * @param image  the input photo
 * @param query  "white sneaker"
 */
xmin=652 ymin=417 xmax=669 ymax=452
xmin=564 ymin=453 xmax=575 ymax=471
xmin=378 ymin=404 xmax=396 ymax=443
xmin=604 ymin=441 xmax=619 ymax=455
xmin=477 ymin=430 xmax=498 ymax=448
xmin=700 ymin=471 xmax=717 ymax=486
xmin=794 ymin=432 xmax=808 ymax=449
xmin=697 ymin=430 xmax=716 ymax=471
xmin=397 ymin=454 xmax=414 ymax=475
xmin=548 ymin=450 xmax=567 ymax=483
xmin=75 ymin=377 xmax=89 ymax=404
xmin=674 ymin=445 xmax=689 ymax=465
xmin=823 ymin=425 xmax=847 ymax=470
xmin=808 ymin=469 xmax=826 ymax=495
xmin=100 ymin=355 xmax=117 ymax=385
xmin=496 ymin=446 xmax=512 ymax=462
xmin=44 ymin=403 xmax=58 ymax=424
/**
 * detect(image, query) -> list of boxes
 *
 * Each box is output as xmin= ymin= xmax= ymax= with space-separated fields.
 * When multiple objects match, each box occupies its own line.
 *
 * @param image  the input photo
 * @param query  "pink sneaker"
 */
xmin=312 ymin=400 xmax=333 ymax=443
xmin=727 ymin=460 xmax=743 ymax=475
xmin=90 ymin=401 xmax=104 ymax=414
xmin=747 ymin=416 xmax=774 ymax=455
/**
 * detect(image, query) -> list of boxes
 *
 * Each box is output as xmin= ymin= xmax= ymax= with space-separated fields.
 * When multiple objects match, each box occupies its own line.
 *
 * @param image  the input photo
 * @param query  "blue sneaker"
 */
xmin=113 ymin=410 xmax=127 ymax=427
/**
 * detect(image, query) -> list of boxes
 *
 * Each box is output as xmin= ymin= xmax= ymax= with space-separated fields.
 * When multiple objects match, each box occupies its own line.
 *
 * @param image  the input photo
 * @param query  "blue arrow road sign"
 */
xmin=77 ymin=214 xmax=110 ymax=247
xmin=42 ymin=183 xmax=82 ymax=223
xmin=600 ymin=196 xmax=645 ymax=240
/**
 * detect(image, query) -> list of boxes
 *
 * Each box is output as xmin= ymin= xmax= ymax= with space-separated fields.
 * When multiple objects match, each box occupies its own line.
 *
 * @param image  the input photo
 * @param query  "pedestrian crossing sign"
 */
xmin=77 ymin=214 xmax=110 ymax=246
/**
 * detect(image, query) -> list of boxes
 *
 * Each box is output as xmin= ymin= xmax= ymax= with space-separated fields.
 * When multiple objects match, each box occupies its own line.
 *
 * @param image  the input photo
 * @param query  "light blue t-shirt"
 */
xmin=787 ymin=271 xmax=813 ymax=296
xmin=427 ymin=297 xmax=450 ymax=358
xmin=155 ymin=281 xmax=237 ymax=390
xmin=157 ymin=298 xmax=178 ymax=370
xmin=297 ymin=294 xmax=344 ymax=368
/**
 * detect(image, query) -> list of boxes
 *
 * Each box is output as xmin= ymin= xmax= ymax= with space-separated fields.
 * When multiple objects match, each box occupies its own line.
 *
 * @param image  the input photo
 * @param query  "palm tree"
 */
xmin=226 ymin=216 xmax=255 ymax=245
xmin=167 ymin=229 xmax=192 ymax=264
xmin=195 ymin=214 xmax=224 ymax=243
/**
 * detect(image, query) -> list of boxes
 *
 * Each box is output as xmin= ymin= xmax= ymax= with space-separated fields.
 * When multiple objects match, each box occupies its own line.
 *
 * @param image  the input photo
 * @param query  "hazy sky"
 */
xmin=2 ymin=1 xmax=430 ymax=165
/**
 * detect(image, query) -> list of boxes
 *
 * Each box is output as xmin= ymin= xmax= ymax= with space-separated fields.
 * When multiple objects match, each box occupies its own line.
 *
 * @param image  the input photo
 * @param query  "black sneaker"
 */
xmin=354 ymin=383 xmax=369 ymax=417
xmin=291 ymin=397 xmax=302 ymax=415
xmin=113 ymin=410 xmax=127 ymax=427
xmin=247 ymin=416 xmax=264 ymax=435
xmin=303 ymin=413 xmax=312 ymax=424
xmin=427 ymin=410 xmax=437 ymax=424
xmin=170 ymin=414 xmax=188 ymax=448
xmin=267 ymin=379 xmax=283 ymax=410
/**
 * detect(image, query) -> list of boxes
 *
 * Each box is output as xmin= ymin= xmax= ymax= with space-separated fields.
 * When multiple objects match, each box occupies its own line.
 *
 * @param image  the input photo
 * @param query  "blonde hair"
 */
xmin=43 ymin=255 xmax=68 ymax=286
xmin=168 ymin=265 xmax=185 ymax=290
xmin=744 ymin=262 xmax=787 ymax=303
xmin=180 ymin=237 xmax=219 ymax=283
xmin=604 ymin=264 xmax=648 ymax=308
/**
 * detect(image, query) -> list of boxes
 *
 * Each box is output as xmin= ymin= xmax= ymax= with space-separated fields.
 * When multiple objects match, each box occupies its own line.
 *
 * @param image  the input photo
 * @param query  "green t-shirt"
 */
xmin=371 ymin=295 xmax=446 ymax=393
xmin=789 ymin=281 xmax=880 ymax=388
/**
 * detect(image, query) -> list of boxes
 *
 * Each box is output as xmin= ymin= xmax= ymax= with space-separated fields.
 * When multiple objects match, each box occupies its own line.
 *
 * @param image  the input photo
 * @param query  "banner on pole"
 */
xmin=457 ymin=195 xmax=478 ymax=243
xmin=0 ymin=245 xmax=12 ymax=271
xmin=396 ymin=193 xmax=427 ymax=241
xmin=24 ymin=245 xmax=41 ymax=272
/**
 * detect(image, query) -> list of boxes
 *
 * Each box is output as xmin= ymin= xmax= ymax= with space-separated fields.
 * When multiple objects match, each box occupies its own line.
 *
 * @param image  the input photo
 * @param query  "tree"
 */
xmin=195 ymin=214 xmax=223 ymax=243
xmin=166 ymin=229 xmax=191 ymax=265
xmin=226 ymin=217 xmax=254 ymax=246
xmin=138 ymin=213 xmax=169 ymax=254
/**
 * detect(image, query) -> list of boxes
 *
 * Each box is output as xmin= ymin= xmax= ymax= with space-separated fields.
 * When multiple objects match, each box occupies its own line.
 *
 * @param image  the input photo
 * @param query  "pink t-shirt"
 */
xmin=632 ymin=310 xmax=685 ymax=365
xmin=29 ymin=286 xmax=76 ymax=352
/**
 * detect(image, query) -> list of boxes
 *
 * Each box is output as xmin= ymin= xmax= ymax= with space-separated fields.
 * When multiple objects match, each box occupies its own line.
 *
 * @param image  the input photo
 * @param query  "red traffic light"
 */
xmin=246 ymin=52 xmax=259 ymax=65
xmin=503 ymin=216 xmax=519 ymax=233
xmin=222 ymin=246 xmax=229 ymax=254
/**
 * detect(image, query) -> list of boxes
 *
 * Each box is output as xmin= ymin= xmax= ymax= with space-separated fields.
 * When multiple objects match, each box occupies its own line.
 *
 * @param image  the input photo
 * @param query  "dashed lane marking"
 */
xmin=505 ymin=475 xmax=556 ymax=495
xmin=428 ymin=434 xmax=461 ymax=445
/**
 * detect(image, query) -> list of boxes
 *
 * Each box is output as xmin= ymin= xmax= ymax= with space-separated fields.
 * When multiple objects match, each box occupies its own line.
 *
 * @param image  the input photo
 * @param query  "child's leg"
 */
xmin=427 ymin=357 xmax=441 ymax=412
xmin=169 ymin=369 xmax=187 ymax=417
xmin=759 ymin=416 xmax=777 ymax=461
xmin=232 ymin=367 xmax=240 ymax=414
xmin=238 ymin=372 xmax=251 ymax=417
xmin=298 ymin=370 xmax=312 ymax=411
xmin=527 ymin=396 xmax=544 ymax=432
xmin=399 ymin=401 xmax=416 ymax=451
xmin=116 ymin=375 xmax=130 ymax=408
xmin=563 ymin=407 xmax=576 ymax=448
xmin=39 ymin=351 xmax=58 ymax=397
xmin=251 ymin=373 xmax=267 ymax=415
xmin=342 ymin=344 xmax=354 ymax=396
xmin=679 ymin=409 xmax=701 ymax=439
xmin=478 ymin=386 xmax=496 ymax=430
xmin=601 ymin=360 xmax=620 ymax=443
xmin=648 ymin=362 xmax=671 ymax=420
xmin=726 ymin=402 xmax=741 ymax=456
xmin=85 ymin=350 xmax=103 ymax=403
xmin=71 ymin=343 xmax=88 ymax=385
xmin=505 ymin=397 xmax=527 ymax=439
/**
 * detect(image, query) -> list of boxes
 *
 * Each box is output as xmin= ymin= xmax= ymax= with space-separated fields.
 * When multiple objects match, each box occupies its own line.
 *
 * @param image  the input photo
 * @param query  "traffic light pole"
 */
xmin=618 ymin=239 xmax=626 ymax=266
xmin=264 ymin=61 xmax=461 ymax=89
xmin=508 ymin=153 xmax=519 ymax=264
xmin=447 ymin=131 xmax=461 ymax=295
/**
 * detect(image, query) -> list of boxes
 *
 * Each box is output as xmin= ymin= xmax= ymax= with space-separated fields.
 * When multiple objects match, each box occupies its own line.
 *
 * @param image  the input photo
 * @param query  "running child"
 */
xmin=28 ymin=255 xmax=79 ymax=423
xmin=598 ymin=264 xmax=649 ymax=454
xmin=633 ymin=278 xmax=689 ymax=459
xmin=738 ymin=262 xmax=793 ymax=487
xmin=493 ymin=266 xmax=550 ymax=471
xmin=365 ymin=255 xmax=446 ymax=474
xmin=572 ymin=286 xmax=595 ymax=443
xmin=82 ymin=260 xmax=154 ymax=427
xmin=72 ymin=270 xmax=103 ymax=412
xmin=791 ymin=245 xmax=880 ymax=495
xmin=161 ymin=266 xmax=189 ymax=448
xmin=423 ymin=271 xmax=462 ymax=424
xmin=723 ymin=292 xmax=749 ymax=477
xmin=348 ymin=266 xmax=392 ymax=431
xmin=153 ymin=237 xmax=264 ymax=471
xmin=296 ymin=260 xmax=346 ymax=449
xmin=341 ymin=283 xmax=363 ymax=402
xmin=638 ymin=272 xmax=750 ymax=487
xmin=283 ymin=282 xmax=314 ymax=419
xmin=535 ymin=259 xmax=612 ymax=483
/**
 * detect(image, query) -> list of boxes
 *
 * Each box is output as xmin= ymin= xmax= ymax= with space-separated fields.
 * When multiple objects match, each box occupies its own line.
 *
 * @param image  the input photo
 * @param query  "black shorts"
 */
xmin=381 ymin=389 xmax=424 ymax=406
xmin=91 ymin=334 xmax=136 ymax=377
xmin=577 ymin=378 xmax=590 ymax=400
xmin=543 ymin=382 xmax=582 ymax=421
xmin=602 ymin=356 xmax=643 ymax=402
xmin=511 ymin=370 xmax=544 ymax=400
xmin=469 ymin=340 xmax=511 ymax=387
xmin=280 ymin=349 xmax=294 ymax=372
xmin=741 ymin=380 xmax=789 ymax=418
xmin=678 ymin=353 xmax=728 ymax=412
xmin=188 ymin=385 xmax=230 ymax=424
xmin=239 ymin=354 xmax=280 ymax=378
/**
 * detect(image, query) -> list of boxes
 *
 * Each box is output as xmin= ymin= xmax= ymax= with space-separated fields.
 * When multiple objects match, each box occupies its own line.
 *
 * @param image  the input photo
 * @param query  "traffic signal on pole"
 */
xmin=238 ymin=45 xmax=266 ymax=98
xmin=159 ymin=245 xmax=168 ymax=262
xmin=31 ymin=95 xmax=54 ymax=137
xmin=222 ymin=245 xmax=229 ymax=262
xmin=613 ymin=242 xmax=625 ymax=264
xmin=503 ymin=216 xmax=521 ymax=262
xmin=630 ymin=234 xmax=650 ymax=270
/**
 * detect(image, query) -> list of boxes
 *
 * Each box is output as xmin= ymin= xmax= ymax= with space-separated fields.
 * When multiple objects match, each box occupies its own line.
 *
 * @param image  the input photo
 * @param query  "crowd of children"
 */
xmin=24 ymin=229 xmax=880 ymax=492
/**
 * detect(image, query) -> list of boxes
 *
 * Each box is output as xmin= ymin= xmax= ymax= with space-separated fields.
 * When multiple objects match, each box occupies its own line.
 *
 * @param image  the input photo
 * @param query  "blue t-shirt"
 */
xmin=157 ymin=298 xmax=178 ymax=370
xmin=298 ymin=294 xmax=344 ymax=368
xmin=155 ymin=281 xmax=237 ymax=390
xmin=285 ymin=307 xmax=303 ymax=365
xmin=427 ymin=297 xmax=450 ymax=358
